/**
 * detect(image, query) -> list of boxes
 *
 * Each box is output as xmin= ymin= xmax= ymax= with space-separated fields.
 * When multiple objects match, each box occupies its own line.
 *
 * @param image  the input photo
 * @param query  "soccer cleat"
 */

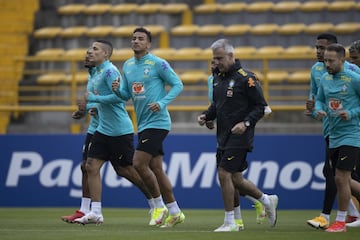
xmin=265 ymin=195 xmax=278 ymax=227
xmin=160 ymin=212 xmax=185 ymax=228
xmin=346 ymin=219 xmax=360 ymax=227
xmin=325 ymin=221 xmax=346 ymax=232
xmin=214 ymin=223 xmax=239 ymax=232
xmin=253 ymin=201 xmax=266 ymax=224
xmin=307 ymin=215 xmax=329 ymax=229
xmin=235 ymin=219 xmax=244 ymax=230
xmin=149 ymin=207 xmax=168 ymax=226
xmin=74 ymin=212 xmax=104 ymax=225
xmin=61 ymin=210 xmax=85 ymax=223
xmin=345 ymin=215 xmax=359 ymax=223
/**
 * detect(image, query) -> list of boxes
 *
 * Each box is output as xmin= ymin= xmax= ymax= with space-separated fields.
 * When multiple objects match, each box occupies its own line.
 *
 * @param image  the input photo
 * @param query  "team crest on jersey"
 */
xmin=328 ymin=98 xmax=343 ymax=111
xmin=143 ymin=67 xmax=150 ymax=76
xmin=132 ymin=82 xmax=145 ymax=94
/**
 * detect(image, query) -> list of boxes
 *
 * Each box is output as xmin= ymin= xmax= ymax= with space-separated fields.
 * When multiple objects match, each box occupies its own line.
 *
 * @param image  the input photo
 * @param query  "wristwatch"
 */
xmin=244 ymin=121 xmax=250 ymax=127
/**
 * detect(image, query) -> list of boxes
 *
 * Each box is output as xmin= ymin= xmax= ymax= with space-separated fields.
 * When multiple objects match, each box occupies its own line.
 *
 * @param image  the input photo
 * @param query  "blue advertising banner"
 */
xmin=0 ymin=134 xmax=325 ymax=209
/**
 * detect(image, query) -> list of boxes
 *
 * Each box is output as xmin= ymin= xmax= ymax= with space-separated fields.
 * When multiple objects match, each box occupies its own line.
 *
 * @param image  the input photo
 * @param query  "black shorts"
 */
xmin=216 ymin=148 xmax=248 ymax=173
xmin=136 ymin=128 xmax=169 ymax=157
xmin=82 ymin=133 xmax=93 ymax=161
xmin=330 ymin=145 xmax=360 ymax=173
xmin=88 ymin=131 xmax=134 ymax=167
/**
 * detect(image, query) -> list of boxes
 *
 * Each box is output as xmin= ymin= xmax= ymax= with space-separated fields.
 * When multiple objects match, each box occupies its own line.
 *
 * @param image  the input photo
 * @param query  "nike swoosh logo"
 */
xmin=141 ymin=139 xmax=149 ymax=143
xmin=340 ymin=156 xmax=348 ymax=161
xmin=118 ymin=154 xmax=123 ymax=160
xmin=227 ymin=156 xmax=235 ymax=161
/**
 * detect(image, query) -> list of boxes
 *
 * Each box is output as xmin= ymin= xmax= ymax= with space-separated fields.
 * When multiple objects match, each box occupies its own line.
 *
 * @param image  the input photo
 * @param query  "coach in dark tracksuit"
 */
xmin=197 ymin=39 xmax=278 ymax=232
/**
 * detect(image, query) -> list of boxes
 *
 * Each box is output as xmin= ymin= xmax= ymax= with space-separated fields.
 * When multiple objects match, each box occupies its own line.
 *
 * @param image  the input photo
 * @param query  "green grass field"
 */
xmin=0 ymin=208 xmax=359 ymax=240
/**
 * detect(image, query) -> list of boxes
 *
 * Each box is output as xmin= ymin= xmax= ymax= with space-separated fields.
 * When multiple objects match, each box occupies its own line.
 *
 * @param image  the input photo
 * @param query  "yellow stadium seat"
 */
xmin=59 ymin=26 xmax=88 ymax=38
xmin=193 ymin=3 xmax=221 ymax=14
xmin=284 ymin=45 xmax=314 ymax=55
xmin=200 ymin=48 xmax=212 ymax=59
xmin=37 ymin=73 xmax=66 ymax=85
xmin=287 ymin=70 xmax=311 ymax=83
xmin=327 ymin=1 xmax=356 ymax=11
xmin=143 ymin=25 xmax=165 ymax=35
xmin=245 ymin=2 xmax=274 ymax=13
xmin=219 ymin=2 xmax=247 ymax=13
xmin=57 ymin=4 xmax=86 ymax=15
xmin=256 ymin=46 xmax=285 ymax=56
xmin=33 ymin=27 xmax=62 ymax=39
xmin=111 ymin=25 xmax=138 ymax=37
xmin=113 ymin=48 xmax=134 ymax=59
xmin=266 ymin=70 xmax=289 ymax=83
xmin=179 ymin=70 xmax=208 ymax=84
xmin=82 ymin=3 xmax=112 ymax=15
xmin=272 ymin=1 xmax=301 ymax=13
xmin=223 ymin=24 xmax=251 ymax=36
xmin=35 ymin=48 xmax=65 ymax=57
xmin=85 ymin=25 xmax=114 ymax=37
xmin=234 ymin=46 xmax=257 ymax=56
xmin=64 ymin=72 xmax=90 ymax=84
xmin=159 ymin=3 xmax=189 ymax=14
xmin=250 ymin=24 xmax=279 ymax=35
xmin=332 ymin=22 xmax=360 ymax=34
xmin=151 ymin=48 xmax=176 ymax=59
xmin=109 ymin=3 xmax=138 ymax=15
xmin=299 ymin=1 xmax=327 ymax=12
xmin=171 ymin=25 xmax=199 ymax=36
xmin=277 ymin=23 xmax=306 ymax=35
xmin=175 ymin=47 xmax=203 ymax=60
xmin=135 ymin=3 xmax=163 ymax=14
xmin=196 ymin=24 xmax=224 ymax=36
xmin=356 ymin=2 xmax=360 ymax=11
xmin=64 ymin=48 xmax=88 ymax=59
xmin=304 ymin=23 xmax=334 ymax=35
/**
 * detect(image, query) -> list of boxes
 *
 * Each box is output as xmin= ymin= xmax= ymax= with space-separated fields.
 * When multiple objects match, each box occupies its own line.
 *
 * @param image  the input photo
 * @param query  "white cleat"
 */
xmin=265 ymin=195 xmax=278 ymax=227
xmin=214 ymin=223 xmax=239 ymax=232
xmin=346 ymin=219 xmax=360 ymax=227
xmin=74 ymin=212 xmax=104 ymax=225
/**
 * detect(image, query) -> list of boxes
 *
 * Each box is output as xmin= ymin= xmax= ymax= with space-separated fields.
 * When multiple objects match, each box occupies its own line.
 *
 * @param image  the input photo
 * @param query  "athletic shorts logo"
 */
xmin=340 ymin=156 xmax=347 ymax=161
xmin=141 ymin=139 xmax=149 ymax=144
xmin=227 ymin=156 xmax=235 ymax=161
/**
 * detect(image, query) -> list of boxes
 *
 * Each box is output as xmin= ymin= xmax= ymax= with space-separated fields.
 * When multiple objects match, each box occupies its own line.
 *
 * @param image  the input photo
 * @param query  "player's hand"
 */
xmin=205 ymin=121 xmax=215 ymax=129
xmin=338 ymin=110 xmax=349 ymax=120
xmin=89 ymin=108 xmax=98 ymax=117
xmin=316 ymin=110 xmax=327 ymax=120
xmin=72 ymin=110 xmax=85 ymax=119
xmin=231 ymin=122 xmax=247 ymax=134
xmin=197 ymin=114 xmax=206 ymax=126
xmin=77 ymin=99 xmax=86 ymax=112
xmin=112 ymin=78 xmax=120 ymax=92
xmin=148 ymin=103 xmax=160 ymax=112
xmin=305 ymin=95 xmax=315 ymax=115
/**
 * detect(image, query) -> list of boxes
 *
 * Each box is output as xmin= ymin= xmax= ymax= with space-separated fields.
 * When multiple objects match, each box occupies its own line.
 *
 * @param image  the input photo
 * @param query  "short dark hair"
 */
xmin=95 ymin=39 xmax=113 ymax=57
xmin=349 ymin=40 xmax=360 ymax=53
xmin=317 ymin=33 xmax=338 ymax=44
xmin=133 ymin=27 xmax=152 ymax=43
xmin=326 ymin=43 xmax=345 ymax=58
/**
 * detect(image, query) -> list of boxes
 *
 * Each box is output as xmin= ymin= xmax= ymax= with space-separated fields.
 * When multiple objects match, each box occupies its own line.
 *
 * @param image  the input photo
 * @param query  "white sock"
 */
xmin=91 ymin=201 xmax=102 ymax=215
xmin=320 ymin=213 xmax=330 ymax=222
xmin=166 ymin=201 xmax=181 ymax=215
xmin=154 ymin=196 xmax=165 ymax=208
xmin=348 ymin=198 xmax=360 ymax=217
xmin=148 ymin=198 xmax=155 ymax=210
xmin=80 ymin=197 xmax=91 ymax=214
xmin=335 ymin=210 xmax=347 ymax=222
xmin=258 ymin=193 xmax=270 ymax=207
xmin=234 ymin=205 xmax=242 ymax=220
xmin=224 ymin=211 xmax=235 ymax=225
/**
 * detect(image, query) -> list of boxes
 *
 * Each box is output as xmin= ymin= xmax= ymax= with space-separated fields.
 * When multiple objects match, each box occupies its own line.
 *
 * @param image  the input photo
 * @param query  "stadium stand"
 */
xmin=2 ymin=0 xmax=360 ymax=133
